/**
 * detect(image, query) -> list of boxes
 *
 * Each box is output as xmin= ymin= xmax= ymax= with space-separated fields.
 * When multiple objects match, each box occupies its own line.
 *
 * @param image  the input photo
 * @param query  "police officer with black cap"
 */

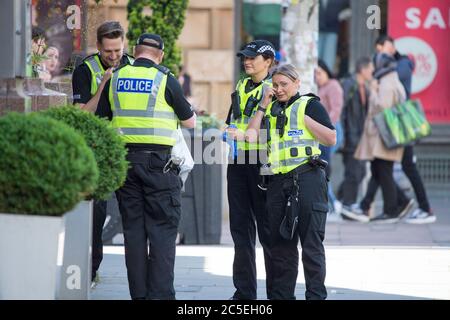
xmin=96 ymin=33 xmax=196 ymax=300
xmin=225 ymin=39 xmax=275 ymax=300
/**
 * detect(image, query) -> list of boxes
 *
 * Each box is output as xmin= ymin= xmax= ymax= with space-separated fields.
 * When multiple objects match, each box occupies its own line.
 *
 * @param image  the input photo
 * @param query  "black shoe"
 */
xmin=370 ymin=213 xmax=399 ymax=224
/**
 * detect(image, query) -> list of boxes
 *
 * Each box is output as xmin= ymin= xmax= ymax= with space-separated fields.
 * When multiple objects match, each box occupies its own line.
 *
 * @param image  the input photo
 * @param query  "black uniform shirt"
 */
xmin=285 ymin=93 xmax=335 ymax=130
xmin=72 ymin=54 xmax=132 ymax=105
xmin=96 ymin=58 xmax=194 ymax=151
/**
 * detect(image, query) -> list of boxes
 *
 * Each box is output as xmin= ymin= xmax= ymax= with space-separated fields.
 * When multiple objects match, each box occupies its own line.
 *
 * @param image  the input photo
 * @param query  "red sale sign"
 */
xmin=388 ymin=0 xmax=450 ymax=123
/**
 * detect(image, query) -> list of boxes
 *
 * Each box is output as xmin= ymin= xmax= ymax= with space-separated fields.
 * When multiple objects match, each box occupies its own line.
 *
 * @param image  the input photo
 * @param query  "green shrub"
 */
xmin=0 ymin=113 xmax=98 ymax=216
xmin=41 ymin=106 xmax=128 ymax=200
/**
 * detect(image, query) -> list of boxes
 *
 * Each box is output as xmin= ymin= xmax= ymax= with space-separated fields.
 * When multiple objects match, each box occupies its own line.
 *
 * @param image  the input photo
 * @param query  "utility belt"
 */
xmin=126 ymin=147 xmax=181 ymax=173
xmin=278 ymin=155 xmax=328 ymax=240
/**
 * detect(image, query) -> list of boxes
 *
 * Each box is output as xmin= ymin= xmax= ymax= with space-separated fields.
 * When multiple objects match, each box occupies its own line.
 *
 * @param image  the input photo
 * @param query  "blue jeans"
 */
xmin=319 ymin=32 xmax=338 ymax=70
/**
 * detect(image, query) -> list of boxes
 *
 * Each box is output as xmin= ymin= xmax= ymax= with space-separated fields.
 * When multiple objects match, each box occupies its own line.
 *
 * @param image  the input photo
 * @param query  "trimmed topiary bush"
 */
xmin=41 ymin=106 xmax=128 ymax=200
xmin=127 ymin=0 xmax=188 ymax=75
xmin=0 ymin=113 xmax=98 ymax=216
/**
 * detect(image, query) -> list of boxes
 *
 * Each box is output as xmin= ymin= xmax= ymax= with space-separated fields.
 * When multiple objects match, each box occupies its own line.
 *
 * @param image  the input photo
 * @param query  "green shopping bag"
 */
xmin=373 ymin=99 xmax=431 ymax=149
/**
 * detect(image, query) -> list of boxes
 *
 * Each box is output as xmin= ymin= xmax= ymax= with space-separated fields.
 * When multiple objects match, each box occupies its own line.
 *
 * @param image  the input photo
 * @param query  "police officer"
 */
xmin=225 ymin=40 xmax=275 ymax=300
xmin=247 ymin=64 xmax=336 ymax=300
xmin=96 ymin=33 xmax=196 ymax=300
xmin=72 ymin=21 xmax=133 ymax=283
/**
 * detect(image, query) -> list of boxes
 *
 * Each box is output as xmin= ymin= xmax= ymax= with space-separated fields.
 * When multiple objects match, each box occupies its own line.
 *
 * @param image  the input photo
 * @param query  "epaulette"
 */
xmin=153 ymin=64 xmax=170 ymax=75
xmin=301 ymin=93 xmax=320 ymax=101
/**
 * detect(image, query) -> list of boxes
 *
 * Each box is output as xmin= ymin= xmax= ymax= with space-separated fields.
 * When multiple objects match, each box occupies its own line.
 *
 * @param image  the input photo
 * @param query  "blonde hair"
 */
xmin=271 ymin=64 xmax=300 ymax=81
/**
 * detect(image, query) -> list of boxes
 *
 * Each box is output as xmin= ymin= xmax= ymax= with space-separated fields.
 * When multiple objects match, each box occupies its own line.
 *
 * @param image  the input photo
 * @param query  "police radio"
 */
xmin=243 ymin=94 xmax=259 ymax=117
xmin=230 ymin=91 xmax=241 ymax=120
xmin=275 ymin=113 xmax=287 ymax=137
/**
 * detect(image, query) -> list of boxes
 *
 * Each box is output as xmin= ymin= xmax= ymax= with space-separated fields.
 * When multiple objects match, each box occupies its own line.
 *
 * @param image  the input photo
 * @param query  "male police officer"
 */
xmin=72 ymin=21 xmax=134 ymax=284
xmin=96 ymin=33 xmax=196 ymax=300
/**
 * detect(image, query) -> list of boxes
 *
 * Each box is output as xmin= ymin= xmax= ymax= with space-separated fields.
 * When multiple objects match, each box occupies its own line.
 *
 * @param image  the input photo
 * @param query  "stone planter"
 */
xmin=0 ymin=201 xmax=93 ymax=300
xmin=58 ymin=201 xmax=93 ymax=300
xmin=0 ymin=213 xmax=66 ymax=299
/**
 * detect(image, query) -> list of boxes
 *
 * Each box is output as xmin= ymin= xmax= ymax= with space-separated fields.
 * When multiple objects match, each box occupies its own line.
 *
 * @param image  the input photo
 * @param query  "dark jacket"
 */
xmin=319 ymin=0 xmax=349 ymax=33
xmin=394 ymin=51 xmax=414 ymax=99
xmin=340 ymin=76 xmax=368 ymax=152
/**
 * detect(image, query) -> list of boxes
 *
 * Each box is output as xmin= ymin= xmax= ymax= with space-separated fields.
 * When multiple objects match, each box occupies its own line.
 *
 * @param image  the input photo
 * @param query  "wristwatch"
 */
xmin=257 ymin=106 xmax=267 ymax=113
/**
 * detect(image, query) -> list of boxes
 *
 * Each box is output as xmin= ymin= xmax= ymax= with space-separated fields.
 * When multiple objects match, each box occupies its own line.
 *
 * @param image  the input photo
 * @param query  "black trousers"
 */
xmin=227 ymin=161 xmax=273 ymax=300
xmin=266 ymin=165 xmax=328 ymax=300
xmin=116 ymin=150 xmax=182 ymax=300
xmin=401 ymin=145 xmax=430 ymax=212
xmin=92 ymin=199 xmax=107 ymax=281
xmin=337 ymin=151 xmax=366 ymax=206
xmin=360 ymin=158 xmax=408 ymax=216
xmin=361 ymin=146 xmax=429 ymax=213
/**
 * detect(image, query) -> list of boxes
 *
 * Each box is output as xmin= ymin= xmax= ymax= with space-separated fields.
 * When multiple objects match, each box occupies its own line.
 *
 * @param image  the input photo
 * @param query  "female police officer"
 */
xmin=225 ymin=40 xmax=275 ymax=300
xmin=247 ymin=64 xmax=336 ymax=300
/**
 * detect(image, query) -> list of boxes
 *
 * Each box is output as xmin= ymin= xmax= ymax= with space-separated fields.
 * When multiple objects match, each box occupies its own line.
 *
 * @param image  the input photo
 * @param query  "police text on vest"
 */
xmin=117 ymin=78 xmax=153 ymax=93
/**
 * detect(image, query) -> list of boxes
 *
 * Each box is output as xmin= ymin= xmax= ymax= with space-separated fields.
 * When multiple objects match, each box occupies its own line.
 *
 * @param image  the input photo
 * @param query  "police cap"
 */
xmin=136 ymin=33 xmax=164 ymax=50
xmin=237 ymin=40 xmax=276 ymax=58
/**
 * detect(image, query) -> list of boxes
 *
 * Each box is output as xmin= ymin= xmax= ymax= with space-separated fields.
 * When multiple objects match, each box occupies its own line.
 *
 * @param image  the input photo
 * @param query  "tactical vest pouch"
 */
xmin=243 ymin=95 xmax=259 ymax=117
xmin=231 ymin=91 xmax=241 ymax=119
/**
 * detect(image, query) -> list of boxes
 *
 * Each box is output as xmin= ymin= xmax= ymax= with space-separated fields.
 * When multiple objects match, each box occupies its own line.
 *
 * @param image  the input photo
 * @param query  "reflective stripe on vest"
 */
xmin=109 ymin=65 xmax=178 ymax=146
xmin=268 ymin=96 xmax=321 ymax=174
xmin=84 ymin=55 xmax=104 ymax=96
xmin=230 ymin=77 xmax=272 ymax=151
xmin=85 ymin=55 xmax=134 ymax=95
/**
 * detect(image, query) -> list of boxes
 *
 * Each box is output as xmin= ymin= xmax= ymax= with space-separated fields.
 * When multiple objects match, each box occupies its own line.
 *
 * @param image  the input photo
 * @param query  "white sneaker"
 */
xmin=333 ymin=200 xmax=343 ymax=215
xmin=405 ymin=209 xmax=437 ymax=224
xmin=341 ymin=205 xmax=370 ymax=223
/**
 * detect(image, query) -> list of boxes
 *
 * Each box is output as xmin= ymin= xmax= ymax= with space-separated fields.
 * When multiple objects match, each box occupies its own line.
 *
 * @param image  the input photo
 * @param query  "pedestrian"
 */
xmin=376 ymin=35 xmax=435 ymax=224
xmin=247 ymin=64 xmax=336 ymax=300
xmin=71 ymin=21 xmax=134 ymax=284
xmin=224 ymin=40 xmax=275 ymax=300
xmin=354 ymin=53 xmax=413 ymax=223
xmin=96 ymin=33 xmax=196 ymax=299
xmin=338 ymin=57 xmax=373 ymax=222
xmin=315 ymin=59 xmax=344 ymax=215
xmin=347 ymin=35 xmax=435 ymax=223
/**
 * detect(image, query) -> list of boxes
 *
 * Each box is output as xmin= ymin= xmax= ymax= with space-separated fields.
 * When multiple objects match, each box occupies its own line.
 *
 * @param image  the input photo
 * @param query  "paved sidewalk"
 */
xmin=91 ymin=197 xmax=450 ymax=300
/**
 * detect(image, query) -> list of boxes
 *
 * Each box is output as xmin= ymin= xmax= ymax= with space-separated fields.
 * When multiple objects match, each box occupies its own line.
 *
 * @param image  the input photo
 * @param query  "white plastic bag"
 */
xmin=172 ymin=127 xmax=194 ymax=191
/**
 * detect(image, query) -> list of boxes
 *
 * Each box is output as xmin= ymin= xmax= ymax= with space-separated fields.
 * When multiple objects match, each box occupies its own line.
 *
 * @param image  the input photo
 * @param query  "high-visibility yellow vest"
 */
xmin=229 ymin=77 xmax=272 ymax=151
xmin=268 ymin=96 xmax=321 ymax=174
xmin=109 ymin=64 xmax=178 ymax=146
xmin=84 ymin=54 xmax=134 ymax=95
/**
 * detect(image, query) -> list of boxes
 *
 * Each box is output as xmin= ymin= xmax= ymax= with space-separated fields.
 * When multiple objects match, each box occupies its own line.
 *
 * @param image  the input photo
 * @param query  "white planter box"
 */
xmin=0 ymin=213 xmax=66 ymax=299
xmin=58 ymin=200 xmax=93 ymax=300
